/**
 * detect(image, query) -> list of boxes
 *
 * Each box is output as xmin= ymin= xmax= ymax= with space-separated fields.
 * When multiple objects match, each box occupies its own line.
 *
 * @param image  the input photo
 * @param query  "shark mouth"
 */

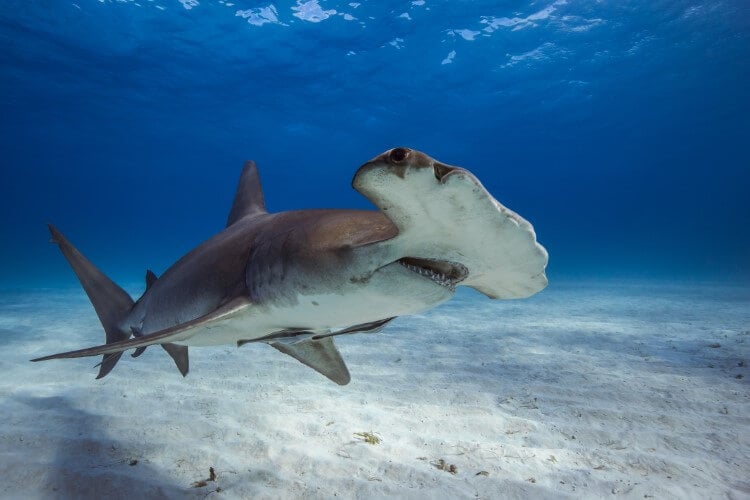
xmin=397 ymin=257 xmax=469 ymax=288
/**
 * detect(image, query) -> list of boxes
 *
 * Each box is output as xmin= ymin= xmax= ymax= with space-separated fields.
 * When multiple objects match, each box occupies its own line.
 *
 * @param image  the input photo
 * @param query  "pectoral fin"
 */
xmin=270 ymin=337 xmax=351 ymax=386
xmin=161 ymin=343 xmax=189 ymax=377
xmin=312 ymin=317 xmax=395 ymax=339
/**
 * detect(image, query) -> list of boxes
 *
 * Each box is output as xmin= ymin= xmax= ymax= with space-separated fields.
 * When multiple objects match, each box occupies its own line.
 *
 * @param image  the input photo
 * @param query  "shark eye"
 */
xmin=389 ymin=148 xmax=410 ymax=163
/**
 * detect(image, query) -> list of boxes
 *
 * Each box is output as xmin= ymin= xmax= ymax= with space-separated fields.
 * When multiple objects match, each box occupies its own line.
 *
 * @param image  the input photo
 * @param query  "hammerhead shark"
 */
xmin=33 ymin=148 xmax=548 ymax=385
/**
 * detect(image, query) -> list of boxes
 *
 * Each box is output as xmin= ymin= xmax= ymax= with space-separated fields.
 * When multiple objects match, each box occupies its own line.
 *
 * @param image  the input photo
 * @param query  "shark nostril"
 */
xmin=433 ymin=162 xmax=454 ymax=181
xmin=389 ymin=147 xmax=410 ymax=163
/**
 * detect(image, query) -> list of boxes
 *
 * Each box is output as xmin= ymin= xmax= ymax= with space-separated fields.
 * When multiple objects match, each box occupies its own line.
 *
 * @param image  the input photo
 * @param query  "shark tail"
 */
xmin=46 ymin=225 xmax=190 ymax=378
xmin=47 ymin=224 xmax=134 ymax=379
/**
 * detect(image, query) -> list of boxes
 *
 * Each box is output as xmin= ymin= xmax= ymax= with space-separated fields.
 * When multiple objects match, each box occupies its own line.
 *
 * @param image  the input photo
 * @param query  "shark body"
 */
xmin=34 ymin=148 xmax=548 ymax=385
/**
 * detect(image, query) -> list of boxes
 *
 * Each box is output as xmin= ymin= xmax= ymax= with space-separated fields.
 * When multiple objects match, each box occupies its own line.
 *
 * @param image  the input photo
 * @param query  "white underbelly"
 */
xmin=177 ymin=286 xmax=451 ymax=347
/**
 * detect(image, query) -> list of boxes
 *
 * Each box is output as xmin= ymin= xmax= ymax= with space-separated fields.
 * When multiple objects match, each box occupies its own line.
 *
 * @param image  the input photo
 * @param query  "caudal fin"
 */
xmin=47 ymin=224 xmax=134 ymax=378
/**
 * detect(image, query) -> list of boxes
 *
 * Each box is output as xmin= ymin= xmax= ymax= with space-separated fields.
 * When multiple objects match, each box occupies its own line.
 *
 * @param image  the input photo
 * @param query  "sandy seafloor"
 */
xmin=0 ymin=280 xmax=747 ymax=499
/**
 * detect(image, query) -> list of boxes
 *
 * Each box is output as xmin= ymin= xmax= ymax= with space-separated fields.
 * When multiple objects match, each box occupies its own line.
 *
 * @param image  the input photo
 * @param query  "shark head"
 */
xmin=353 ymin=147 xmax=548 ymax=300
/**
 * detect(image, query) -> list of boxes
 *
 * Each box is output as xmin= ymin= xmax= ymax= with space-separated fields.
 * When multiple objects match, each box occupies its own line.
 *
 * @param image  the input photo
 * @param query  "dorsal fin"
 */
xmin=145 ymin=269 xmax=158 ymax=290
xmin=226 ymin=160 xmax=266 ymax=227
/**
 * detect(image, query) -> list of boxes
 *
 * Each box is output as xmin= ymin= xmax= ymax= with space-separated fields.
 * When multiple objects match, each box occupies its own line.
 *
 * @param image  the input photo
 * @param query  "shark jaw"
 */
xmin=395 ymin=257 xmax=469 ymax=290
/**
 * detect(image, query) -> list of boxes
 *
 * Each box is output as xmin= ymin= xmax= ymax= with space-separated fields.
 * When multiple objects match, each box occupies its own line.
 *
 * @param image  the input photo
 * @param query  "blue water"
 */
xmin=1 ymin=1 xmax=748 ymax=287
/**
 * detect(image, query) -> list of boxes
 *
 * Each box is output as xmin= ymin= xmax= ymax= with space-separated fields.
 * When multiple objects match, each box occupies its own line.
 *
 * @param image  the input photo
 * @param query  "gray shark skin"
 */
xmin=33 ymin=148 xmax=548 ymax=385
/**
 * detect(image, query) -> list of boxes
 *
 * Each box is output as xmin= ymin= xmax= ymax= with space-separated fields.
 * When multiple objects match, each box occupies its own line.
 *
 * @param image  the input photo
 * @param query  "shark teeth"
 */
xmin=397 ymin=259 xmax=467 ymax=288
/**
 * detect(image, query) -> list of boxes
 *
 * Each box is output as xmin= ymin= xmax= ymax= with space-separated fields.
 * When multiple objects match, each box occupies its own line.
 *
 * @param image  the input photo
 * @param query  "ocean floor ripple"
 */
xmin=0 ymin=280 xmax=748 ymax=499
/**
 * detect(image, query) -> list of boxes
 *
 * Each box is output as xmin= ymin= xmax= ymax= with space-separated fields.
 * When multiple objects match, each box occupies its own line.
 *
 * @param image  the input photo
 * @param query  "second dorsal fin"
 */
xmin=226 ymin=160 xmax=267 ymax=227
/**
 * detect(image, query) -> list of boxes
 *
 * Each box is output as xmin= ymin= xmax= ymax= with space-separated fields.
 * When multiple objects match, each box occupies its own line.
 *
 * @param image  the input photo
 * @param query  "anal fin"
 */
xmin=127 ymin=320 xmax=189 ymax=375
xmin=95 ymin=352 xmax=124 ymax=379
xmin=270 ymin=337 xmax=350 ymax=385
